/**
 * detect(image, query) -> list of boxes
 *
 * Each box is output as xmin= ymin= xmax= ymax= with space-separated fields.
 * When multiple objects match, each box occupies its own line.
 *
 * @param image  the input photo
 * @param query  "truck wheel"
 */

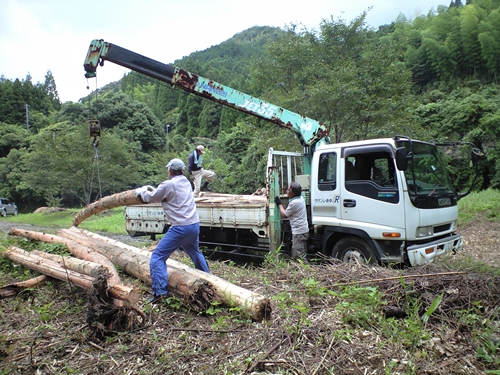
xmin=332 ymin=237 xmax=377 ymax=265
xmin=1 ymin=210 xmax=6 ymax=217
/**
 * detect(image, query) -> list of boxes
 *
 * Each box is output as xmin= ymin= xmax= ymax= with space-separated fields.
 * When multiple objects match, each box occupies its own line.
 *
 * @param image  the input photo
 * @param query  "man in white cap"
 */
xmin=188 ymin=145 xmax=216 ymax=198
xmin=136 ymin=158 xmax=210 ymax=303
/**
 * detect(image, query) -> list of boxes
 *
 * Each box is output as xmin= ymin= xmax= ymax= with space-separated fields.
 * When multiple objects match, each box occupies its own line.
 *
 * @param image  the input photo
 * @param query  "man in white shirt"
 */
xmin=275 ymin=182 xmax=310 ymax=262
xmin=137 ymin=158 xmax=210 ymax=303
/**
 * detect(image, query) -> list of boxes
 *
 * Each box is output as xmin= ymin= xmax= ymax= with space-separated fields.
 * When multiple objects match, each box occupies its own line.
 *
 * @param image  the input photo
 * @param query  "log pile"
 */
xmin=5 ymin=226 xmax=272 ymax=322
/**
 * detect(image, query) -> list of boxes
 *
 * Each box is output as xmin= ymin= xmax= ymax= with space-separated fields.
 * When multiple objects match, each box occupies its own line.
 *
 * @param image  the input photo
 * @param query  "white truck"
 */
xmin=83 ymin=40 xmax=480 ymax=266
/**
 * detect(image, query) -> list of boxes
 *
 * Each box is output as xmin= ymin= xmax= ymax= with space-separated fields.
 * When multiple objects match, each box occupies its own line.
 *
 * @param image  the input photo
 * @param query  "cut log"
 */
xmin=0 ymin=275 xmax=48 ymax=299
xmin=9 ymin=228 xmax=123 ymax=287
xmin=57 ymin=228 xmax=215 ymax=312
xmin=69 ymin=226 xmax=153 ymax=257
xmin=62 ymin=228 xmax=272 ymax=321
xmin=31 ymin=250 xmax=106 ymax=277
xmin=73 ymin=189 xmax=142 ymax=227
xmin=5 ymin=246 xmax=139 ymax=304
xmin=8 ymin=228 xmax=131 ymax=307
xmin=162 ymin=259 xmax=271 ymax=322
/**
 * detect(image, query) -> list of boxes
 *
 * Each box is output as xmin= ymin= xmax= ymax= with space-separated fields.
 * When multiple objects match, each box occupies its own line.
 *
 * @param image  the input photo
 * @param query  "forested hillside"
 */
xmin=1 ymin=1 xmax=500 ymax=211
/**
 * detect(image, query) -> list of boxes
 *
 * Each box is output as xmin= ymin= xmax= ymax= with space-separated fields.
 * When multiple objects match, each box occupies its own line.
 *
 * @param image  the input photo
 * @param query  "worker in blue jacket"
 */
xmin=188 ymin=145 xmax=216 ymax=197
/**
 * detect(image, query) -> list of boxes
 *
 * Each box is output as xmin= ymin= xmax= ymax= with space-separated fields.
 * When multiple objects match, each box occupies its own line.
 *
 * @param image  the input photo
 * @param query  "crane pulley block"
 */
xmin=89 ymin=120 xmax=101 ymax=137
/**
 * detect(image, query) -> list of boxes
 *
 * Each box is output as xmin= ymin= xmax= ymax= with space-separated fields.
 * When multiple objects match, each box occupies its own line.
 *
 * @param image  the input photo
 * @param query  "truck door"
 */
xmin=311 ymin=151 xmax=341 ymax=224
xmin=340 ymin=145 xmax=405 ymax=234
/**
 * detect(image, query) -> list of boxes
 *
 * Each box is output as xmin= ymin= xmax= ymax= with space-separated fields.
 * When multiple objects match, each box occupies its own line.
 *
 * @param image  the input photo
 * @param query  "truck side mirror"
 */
xmin=395 ymin=147 xmax=408 ymax=171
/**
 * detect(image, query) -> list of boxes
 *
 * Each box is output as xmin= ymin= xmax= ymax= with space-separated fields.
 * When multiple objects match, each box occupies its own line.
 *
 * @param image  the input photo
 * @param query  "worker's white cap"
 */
xmin=166 ymin=158 xmax=186 ymax=171
xmin=196 ymin=145 xmax=205 ymax=154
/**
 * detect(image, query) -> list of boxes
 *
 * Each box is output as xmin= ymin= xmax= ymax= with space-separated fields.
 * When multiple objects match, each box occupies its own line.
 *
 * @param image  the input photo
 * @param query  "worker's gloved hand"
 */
xmin=135 ymin=185 xmax=154 ymax=198
xmin=274 ymin=196 xmax=282 ymax=206
xmin=134 ymin=187 xmax=144 ymax=198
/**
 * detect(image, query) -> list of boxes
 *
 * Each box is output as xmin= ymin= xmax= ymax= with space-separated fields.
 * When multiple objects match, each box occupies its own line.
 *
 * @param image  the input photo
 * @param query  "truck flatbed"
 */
xmin=194 ymin=192 xmax=267 ymax=206
xmin=125 ymin=192 xmax=269 ymax=238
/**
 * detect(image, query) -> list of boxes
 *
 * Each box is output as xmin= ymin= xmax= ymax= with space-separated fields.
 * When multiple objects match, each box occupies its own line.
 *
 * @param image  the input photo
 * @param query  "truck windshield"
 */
xmin=400 ymin=141 xmax=457 ymax=208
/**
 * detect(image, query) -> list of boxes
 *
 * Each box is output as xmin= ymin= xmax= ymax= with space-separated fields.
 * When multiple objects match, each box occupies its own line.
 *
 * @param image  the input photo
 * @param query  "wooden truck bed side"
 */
xmin=125 ymin=192 xmax=269 ymax=237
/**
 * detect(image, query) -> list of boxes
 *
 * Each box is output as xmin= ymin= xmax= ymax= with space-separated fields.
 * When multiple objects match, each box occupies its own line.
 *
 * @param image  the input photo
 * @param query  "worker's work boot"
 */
xmin=201 ymin=181 xmax=211 ymax=192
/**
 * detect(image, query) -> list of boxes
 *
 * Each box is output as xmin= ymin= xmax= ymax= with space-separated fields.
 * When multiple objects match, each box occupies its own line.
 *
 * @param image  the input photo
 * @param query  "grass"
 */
xmin=3 ymin=206 xmax=128 ymax=234
xmin=458 ymin=188 xmax=500 ymax=226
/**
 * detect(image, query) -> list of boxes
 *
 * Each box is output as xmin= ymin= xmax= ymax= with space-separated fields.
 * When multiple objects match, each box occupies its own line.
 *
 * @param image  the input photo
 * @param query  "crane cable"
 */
xmin=86 ymin=78 xmax=103 ymax=204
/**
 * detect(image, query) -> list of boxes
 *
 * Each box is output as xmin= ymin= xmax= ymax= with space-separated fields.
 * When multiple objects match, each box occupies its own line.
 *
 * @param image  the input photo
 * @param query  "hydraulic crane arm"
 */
xmin=84 ymin=39 xmax=329 ymax=151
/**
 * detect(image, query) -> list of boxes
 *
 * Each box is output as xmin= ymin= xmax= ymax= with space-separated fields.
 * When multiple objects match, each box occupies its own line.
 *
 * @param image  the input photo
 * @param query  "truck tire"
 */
xmin=332 ymin=237 xmax=377 ymax=265
xmin=1 ymin=210 xmax=6 ymax=217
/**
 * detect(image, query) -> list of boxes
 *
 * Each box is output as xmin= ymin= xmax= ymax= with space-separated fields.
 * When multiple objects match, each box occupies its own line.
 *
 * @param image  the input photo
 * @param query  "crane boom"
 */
xmin=83 ymin=39 xmax=329 ymax=152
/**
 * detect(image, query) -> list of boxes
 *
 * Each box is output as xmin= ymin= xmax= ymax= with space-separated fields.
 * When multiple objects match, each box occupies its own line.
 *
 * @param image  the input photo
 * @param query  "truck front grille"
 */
xmin=434 ymin=223 xmax=451 ymax=233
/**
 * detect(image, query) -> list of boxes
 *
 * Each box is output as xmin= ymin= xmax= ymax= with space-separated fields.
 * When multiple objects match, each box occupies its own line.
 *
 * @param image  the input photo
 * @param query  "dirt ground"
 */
xmin=456 ymin=220 xmax=500 ymax=267
xmin=0 ymin=220 xmax=499 ymax=375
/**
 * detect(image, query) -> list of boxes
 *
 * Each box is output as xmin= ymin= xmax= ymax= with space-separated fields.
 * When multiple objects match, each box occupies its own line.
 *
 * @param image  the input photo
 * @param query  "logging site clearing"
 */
xmin=0 ymin=217 xmax=499 ymax=375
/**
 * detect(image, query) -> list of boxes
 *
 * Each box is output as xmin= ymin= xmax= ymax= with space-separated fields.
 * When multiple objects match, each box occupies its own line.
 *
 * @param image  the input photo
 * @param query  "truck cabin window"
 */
xmin=318 ymin=152 xmax=336 ymax=191
xmin=344 ymin=151 xmax=399 ymax=203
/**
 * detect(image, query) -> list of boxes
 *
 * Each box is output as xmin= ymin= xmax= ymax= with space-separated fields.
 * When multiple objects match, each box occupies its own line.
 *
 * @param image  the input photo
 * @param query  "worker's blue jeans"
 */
xmin=150 ymin=222 xmax=210 ymax=297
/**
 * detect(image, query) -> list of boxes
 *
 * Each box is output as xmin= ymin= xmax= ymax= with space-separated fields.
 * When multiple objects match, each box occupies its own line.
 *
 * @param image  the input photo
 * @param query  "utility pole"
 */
xmin=166 ymin=124 xmax=171 ymax=152
xmin=25 ymin=104 xmax=30 ymax=130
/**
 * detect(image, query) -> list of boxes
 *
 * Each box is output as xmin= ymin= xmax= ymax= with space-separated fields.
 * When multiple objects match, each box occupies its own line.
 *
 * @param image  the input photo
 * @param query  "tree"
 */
xmin=42 ymin=70 xmax=61 ymax=110
xmin=0 ymin=123 xmax=31 ymax=158
xmin=251 ymin=13 xmax=414 ymax=143
xmin=92 ymin=92 xmax=165 ymax=152
xmin=22 ymin=122 xmax=143 ymax=206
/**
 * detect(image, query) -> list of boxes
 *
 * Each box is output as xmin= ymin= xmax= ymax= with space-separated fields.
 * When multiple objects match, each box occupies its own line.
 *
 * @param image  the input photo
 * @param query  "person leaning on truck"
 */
xmin=135 ymin=158 xmax=210 ymax=303
xmin=188 ymin=145 xmax=216 ymax=198
xmin=274 ymin=182 xmax=310 ymax=263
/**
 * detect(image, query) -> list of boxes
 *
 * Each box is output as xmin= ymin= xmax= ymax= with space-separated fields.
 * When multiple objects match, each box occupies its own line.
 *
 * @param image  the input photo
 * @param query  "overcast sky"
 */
xmin=0 ymin=0 xmax=447 ymax=103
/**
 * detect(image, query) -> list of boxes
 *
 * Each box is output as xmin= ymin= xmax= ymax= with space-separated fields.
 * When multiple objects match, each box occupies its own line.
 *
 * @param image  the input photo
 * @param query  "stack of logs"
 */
xmin=2 ymin=189 xmax=271 ymax=324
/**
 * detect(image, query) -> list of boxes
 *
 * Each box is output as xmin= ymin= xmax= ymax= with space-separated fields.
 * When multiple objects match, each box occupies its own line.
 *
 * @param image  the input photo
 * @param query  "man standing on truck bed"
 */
xmin=188 ymin=145 xmax=216 ymax=198
xmin=136 ymin=158 xmax=210 ymax=303
xmin=275 ymin=182 xmax=310 ymax=263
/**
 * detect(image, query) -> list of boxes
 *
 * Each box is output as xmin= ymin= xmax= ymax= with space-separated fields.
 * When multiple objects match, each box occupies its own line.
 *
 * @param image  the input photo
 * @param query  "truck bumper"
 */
xmin=407 ymin=234 xmax=463 ymax=266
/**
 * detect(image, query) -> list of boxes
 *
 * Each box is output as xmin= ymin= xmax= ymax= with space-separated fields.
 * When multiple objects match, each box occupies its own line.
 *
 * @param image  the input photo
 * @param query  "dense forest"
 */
xmin=1 ymin=0 xmax=500 ymax=211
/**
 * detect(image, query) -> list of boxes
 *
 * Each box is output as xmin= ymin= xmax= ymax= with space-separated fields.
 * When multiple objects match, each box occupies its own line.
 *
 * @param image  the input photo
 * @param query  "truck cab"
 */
xmin=310 ymin=137 xmax=462 ymax=266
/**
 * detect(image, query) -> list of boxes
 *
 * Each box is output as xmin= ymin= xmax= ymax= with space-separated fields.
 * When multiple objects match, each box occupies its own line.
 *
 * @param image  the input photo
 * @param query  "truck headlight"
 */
xmin=416 ymin=226 xmax=433 ymax=237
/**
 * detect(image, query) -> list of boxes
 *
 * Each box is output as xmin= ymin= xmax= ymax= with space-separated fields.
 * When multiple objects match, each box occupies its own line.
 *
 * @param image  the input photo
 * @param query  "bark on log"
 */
xmin=72 ymin=189 xmax=142 ymax=227
xmin=62 ymin=228 xmax=272 ymax=321
xmin=31 ymin=250 xmax=106 ymax=277
xmin=5 ymin=246 xmax=139 ymax=304
xmin=8 ymin=228 xmax=132 ymax=307
xmin=57 ymin=228 xmax=215 ymax=312
xmin=9 ymin=228 xmax=123 ymax=287
xmin=0 ymin=275 xmax=48 ymax=299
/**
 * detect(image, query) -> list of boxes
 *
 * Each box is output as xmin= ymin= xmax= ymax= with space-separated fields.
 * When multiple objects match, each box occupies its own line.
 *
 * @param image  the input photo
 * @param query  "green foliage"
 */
xmin=20 ymin=122 xmax=143 ymax=205
xmin=392 ymin=1 xmax=500 ymax=87
xmin=333 ymin=286 xmax=384 ymax=329
xmin=0 ymin=72 xmax=60 ymax=125
xmin=0 ymin=123 xmax=31 ymax=158
xmin=421 ymin=293 xmax=443 ymax=326
xmin=251 ymin=13 xmax=415 ymax=143
xmin=415 ymin=85 xmax=500 ymax=191
xmin=94 ymin=91 xmax=165 ymax=153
